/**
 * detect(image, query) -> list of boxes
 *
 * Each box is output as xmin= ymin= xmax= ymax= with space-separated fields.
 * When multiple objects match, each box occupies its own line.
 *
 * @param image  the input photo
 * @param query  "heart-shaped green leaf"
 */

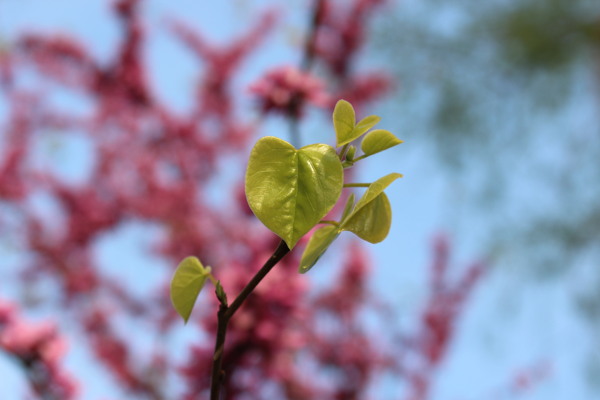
xmin=353 ymin=115 xmax=381 ymax=137
xmin=361 ymin=129 xmax=403 ymax=157
xmin=245 ymin=136 xmax=343 ymax=249
xmin=170 ymin=257 xmax=211 ymax=323
xmin=299 ymin=225 xmax=340 ymax=273
xmin=341 ymin=192 xmax=392 ymax=243
xmin=333 ymin=100 xmax=356 ymax=147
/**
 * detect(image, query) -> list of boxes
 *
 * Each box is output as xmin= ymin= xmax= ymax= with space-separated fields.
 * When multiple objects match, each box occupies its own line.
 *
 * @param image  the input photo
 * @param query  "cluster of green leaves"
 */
xmin=170 ymin=100 xmax=402 ymax=322
xmin=295 ymin=100 xmax=403 ymax=272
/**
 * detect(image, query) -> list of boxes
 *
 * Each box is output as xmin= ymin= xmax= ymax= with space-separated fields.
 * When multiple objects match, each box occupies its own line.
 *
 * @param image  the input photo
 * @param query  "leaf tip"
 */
xmin=333 ymin=99 xmax=357 ymax=147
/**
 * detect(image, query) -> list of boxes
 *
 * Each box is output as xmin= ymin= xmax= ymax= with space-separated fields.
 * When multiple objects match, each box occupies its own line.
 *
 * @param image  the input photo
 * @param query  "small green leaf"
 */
xmin=341 ymin=192 xmax=392 ymax=243
xmin=346 ymin=145 xmax=356 ymax=161
xmin=361 ymin=129 xmax=403 ymax=157
xmin=215 ymin=281 xmax=227 ymax=306
xmin=352 ymin=172 xmax=402 ymax=214
xmin=333 ymin=100 xmax=356 ymax=147
xmin=245 ymin=136 xmax=344 ymax=249
xmin=340 ymin=173 xmax=401 ymax=243
xmin=353 ymin=115 xmax=381 ymax=137
xmin=299 ymin=225 xmax=340 ymax=273
xmin=170 ymin=257 xmax=211 ymax=323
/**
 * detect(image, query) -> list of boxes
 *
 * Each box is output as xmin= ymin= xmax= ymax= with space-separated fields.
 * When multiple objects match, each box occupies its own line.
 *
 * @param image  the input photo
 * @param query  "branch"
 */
xmin=210 ymin=240 xmax=290 ymax=400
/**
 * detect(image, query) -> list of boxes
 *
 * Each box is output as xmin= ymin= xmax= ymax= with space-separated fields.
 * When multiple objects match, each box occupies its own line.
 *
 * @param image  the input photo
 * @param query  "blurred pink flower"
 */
xmin=0 ymin=299 xmax=77 ymax=399
xmin=249 ymin=65 xmax=329 ymax=117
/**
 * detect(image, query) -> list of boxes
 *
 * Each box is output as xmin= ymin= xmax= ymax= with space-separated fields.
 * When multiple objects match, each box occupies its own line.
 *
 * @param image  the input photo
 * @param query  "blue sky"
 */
xmin=0 ymin=1 xmax=596 ymax=399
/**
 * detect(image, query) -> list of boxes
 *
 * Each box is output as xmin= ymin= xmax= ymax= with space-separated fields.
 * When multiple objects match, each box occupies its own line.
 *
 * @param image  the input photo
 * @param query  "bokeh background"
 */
xmin=1 ymin=0 xmax=599 ymax=399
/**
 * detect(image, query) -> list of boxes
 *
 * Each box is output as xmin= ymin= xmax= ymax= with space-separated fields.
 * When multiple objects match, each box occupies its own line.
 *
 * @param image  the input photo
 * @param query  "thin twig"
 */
xmin=210 ymin=240 xmax=290 ymax=400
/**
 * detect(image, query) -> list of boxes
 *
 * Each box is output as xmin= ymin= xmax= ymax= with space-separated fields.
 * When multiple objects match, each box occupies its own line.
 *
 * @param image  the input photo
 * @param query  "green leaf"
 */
xmin=245 ymin=136 xmax=343 ymax=249
xmin=361 ymin=129 xmax=403 ymax=157
xmin=333 ymin=100 xmax=356 ymax=147
xmin=215 ymin=280 xmax=227 ymax=306
xmin=339 ymin=173 xmax=401 ymax=243
xmin=353 ymin=115 xmax=381 ymax=137
xmin=345 ymin=145 xmax=356 ymax=161
xmin=351 ymin=173 xmax=402 ymax=215
xmin=170 ymin=257 xmax=211 ymax=323
xmin=299 ymin=225 xmax=340 ymax=273
xmin=341 ymin=192 xmax=392 ymax=243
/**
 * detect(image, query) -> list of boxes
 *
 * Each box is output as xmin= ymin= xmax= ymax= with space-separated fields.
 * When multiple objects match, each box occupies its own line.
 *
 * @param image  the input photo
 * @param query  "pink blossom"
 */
xmin=0 ymin=299 xmax=78 ymax=399
xmin=0 ymin=300 xmax=16 ymax=324
xmin=249 ymin=65 xmax=329 ymax=117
